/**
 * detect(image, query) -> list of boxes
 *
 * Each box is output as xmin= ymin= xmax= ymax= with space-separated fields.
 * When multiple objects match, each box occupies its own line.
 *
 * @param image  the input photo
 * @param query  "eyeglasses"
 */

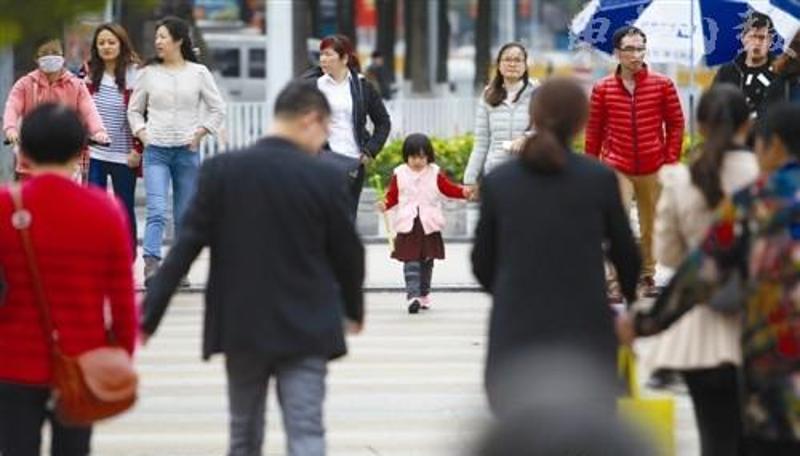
xmin=618 ymin=46 xmax=646 ymax=55
xmin=501 ymin=58 xmax=525 ymax=64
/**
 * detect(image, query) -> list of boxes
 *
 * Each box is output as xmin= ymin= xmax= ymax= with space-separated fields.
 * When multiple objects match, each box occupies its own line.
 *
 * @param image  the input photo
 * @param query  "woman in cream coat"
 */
xmin=645 ymin=85 xmax=759 ymax=456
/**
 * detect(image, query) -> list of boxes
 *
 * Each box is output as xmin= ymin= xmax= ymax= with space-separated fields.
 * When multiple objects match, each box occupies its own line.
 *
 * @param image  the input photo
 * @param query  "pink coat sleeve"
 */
xmin=75 ymin=81 xmax=106 ymax=135
xmin=2 ymin=77 xmax=29 ymax=134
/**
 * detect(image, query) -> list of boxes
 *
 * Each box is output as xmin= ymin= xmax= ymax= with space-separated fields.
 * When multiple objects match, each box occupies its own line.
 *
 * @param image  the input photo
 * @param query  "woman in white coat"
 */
xmin=464 ymin=42 xmax=539 ymax=189
xmin=645 ymin=84 xmax=759 ymax=456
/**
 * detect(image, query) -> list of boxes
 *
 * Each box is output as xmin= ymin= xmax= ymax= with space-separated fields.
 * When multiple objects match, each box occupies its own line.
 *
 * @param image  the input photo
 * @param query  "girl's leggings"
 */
xmin=404 ymin=259 xmax=434 ymax=300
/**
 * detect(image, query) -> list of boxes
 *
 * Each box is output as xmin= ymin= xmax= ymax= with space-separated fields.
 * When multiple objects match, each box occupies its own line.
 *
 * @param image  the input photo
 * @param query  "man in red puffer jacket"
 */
xmin=585 ymin=26 xmax=685 ymax=301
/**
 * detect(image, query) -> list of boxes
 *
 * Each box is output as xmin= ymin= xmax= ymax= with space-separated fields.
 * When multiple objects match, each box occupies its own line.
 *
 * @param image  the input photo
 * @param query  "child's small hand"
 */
xmin=376 ymin=201 xmax=387 ymax=212
xmin=464 ymin=185 xmax=478 ymax=201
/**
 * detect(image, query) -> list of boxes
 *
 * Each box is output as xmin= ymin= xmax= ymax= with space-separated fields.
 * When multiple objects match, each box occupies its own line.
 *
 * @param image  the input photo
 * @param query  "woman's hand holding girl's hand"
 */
xmin=376 ymin=201 xmax=387 ymax=212
xmin=464 ymin=185 xmax=479 ymax=201
xmin=463 ymin=186 xmax=475 ymax=200
xmin=509 ymin=136 xmax=527 ymax=155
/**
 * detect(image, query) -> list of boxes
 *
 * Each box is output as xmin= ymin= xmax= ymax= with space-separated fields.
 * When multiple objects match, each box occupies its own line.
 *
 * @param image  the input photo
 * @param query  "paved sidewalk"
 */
xmin=78 ymin=292 xmax=698 ymax=456
xmin=134 ymin=243 xmax=480 ymax=292
xmin=134 ymin=241 xmax=674 ymax=293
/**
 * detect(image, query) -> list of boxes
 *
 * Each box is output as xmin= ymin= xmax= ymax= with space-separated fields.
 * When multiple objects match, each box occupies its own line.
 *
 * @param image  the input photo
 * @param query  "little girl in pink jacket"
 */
xmin=2 ymin=37 xmax=107 ymax=179
xmin=378 ymin=133 xmax=473 ymax=314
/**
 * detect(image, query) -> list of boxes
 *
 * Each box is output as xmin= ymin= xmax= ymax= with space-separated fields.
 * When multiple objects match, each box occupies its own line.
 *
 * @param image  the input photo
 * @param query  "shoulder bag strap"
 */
xmin=9 ymin=183 xmax=61 ymax=355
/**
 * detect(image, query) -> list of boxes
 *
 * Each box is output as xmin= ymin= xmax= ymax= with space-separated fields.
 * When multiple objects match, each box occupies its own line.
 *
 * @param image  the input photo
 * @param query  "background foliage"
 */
xmin=366 ymin=134 xmax=475 ymax=189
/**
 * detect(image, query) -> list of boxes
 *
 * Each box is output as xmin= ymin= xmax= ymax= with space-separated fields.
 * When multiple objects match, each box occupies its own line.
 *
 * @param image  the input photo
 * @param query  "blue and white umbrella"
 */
xmin=571 ymin=0 xmax=800 ymax=67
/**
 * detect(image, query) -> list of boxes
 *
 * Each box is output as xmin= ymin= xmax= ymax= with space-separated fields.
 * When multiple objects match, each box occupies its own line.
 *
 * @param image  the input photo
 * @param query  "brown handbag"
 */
xmin=10 ymin=183 xmax=138 ymax=426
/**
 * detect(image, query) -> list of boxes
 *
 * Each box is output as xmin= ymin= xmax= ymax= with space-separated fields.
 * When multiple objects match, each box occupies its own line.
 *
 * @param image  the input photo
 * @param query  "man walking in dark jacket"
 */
xmin=140 ymin=81 xmax=365 ymax=456
xmin=713 ymin=12 xmax=776 ymax=117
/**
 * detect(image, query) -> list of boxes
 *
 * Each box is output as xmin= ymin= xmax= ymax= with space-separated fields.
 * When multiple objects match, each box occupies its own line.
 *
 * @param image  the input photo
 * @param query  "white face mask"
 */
xmin=37 ymin=55 xmax=64 ymax=74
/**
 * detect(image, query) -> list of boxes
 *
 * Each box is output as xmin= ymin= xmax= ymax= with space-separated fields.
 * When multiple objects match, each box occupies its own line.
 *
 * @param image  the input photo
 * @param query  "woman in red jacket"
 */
xmin=0 ymin=104 xmax=137 ymax=456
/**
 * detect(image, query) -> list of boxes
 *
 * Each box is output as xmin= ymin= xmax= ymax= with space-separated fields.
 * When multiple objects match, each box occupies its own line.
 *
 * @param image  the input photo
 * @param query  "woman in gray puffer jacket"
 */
xmin=464 ymin=42 xmax=539 ymax=186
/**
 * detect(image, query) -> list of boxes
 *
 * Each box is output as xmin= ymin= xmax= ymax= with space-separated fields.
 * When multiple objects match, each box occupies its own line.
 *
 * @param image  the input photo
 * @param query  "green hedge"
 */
xmin=366 ymin=132 xmax=701 ymax=192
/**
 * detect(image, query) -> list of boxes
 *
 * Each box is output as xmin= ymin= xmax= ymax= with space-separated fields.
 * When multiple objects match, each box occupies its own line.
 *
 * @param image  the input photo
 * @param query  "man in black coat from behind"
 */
xmin=140 ymin=81 xmax=365 ymax=456
xmin=712 ymin=12 xmax=777 ymax=118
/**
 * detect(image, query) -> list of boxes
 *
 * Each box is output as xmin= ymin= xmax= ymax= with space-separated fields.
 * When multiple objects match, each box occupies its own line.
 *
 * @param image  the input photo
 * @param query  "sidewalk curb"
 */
xmin=135 ymin=284 xmax=484 ymax=294
xmin=139 ymin=236 xmax=476 ymax=246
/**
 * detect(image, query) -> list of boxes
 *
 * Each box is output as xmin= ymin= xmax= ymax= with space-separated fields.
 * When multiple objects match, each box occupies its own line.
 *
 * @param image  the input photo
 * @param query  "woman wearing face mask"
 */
xmin=82 ymin=23 xmax=142 ymax=256
xmin=128 ymin=16 xmax=225 ymax=286
xmin=2 ymin=36 xmax=109 ymax=180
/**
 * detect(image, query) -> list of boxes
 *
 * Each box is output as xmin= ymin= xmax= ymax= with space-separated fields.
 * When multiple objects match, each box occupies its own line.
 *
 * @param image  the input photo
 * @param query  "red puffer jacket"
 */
xmin=585 ymin=66 xmax=685 ymax=176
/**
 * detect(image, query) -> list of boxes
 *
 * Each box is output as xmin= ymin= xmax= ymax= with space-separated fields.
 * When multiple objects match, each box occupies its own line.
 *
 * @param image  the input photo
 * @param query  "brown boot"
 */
xmin=143 ymin=256 xmax=160 ymax=288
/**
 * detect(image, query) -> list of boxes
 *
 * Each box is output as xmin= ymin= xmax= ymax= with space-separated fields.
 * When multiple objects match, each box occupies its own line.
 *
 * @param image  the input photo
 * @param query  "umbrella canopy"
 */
xmin=571 ymin=0 xmax=800 ymax=67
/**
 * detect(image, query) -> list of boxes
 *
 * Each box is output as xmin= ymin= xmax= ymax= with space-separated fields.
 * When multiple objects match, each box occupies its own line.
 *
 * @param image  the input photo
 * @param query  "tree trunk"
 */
xmin=407 ymin=0 xmax=429 ymax=94
xmin=376 ymin=0 xmax=396 ymax=83
xmin=293 ymin=0 xmax=312 ymax=75
xmin=403 ymin=0 xmax=412 ymax=81
xmin=309 ymin=0 xmax=321 ymax=37
xmin=336 ymin=0 xmax=356 ymax=45
xmin=474 ymin=0 xmax=491 ymax=92
xmin=120 ymin=1 xmax=153 ymax=60
xmin=436 ymin=0 xmax=449 ymax=84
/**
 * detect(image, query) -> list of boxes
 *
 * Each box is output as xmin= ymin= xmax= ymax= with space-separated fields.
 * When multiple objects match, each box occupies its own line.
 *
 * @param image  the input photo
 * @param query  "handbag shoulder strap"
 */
xmin=9 ymin=183 xmax=61 ymax=354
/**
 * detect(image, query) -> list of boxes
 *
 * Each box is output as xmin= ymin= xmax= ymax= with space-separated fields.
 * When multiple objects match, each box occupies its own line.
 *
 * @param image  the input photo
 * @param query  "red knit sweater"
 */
xmin=0 ymin=174 xmax=136 ymax=385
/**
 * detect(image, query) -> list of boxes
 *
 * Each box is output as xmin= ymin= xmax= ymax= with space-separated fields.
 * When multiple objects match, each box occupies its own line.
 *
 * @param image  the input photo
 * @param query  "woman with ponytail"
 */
xmin=464 ymin=42 xmax=539 ymax=189
xmin=642 ymin=84 xmax=758 ymax=456
xmin=472 ymin=78 xmax=641 ymax=416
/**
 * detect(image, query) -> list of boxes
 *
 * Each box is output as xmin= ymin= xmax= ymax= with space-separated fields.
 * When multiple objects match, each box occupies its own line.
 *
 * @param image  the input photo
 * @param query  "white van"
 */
xmin=203 ymin=33 xmax=267 ymax=102
xmin=203 ymin=33 xmax=321 ymax=102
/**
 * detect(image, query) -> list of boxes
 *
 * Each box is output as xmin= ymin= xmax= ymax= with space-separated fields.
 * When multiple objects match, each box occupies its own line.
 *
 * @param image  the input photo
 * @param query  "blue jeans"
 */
xmin=87 ymin=158 xmax=137 ymax=254
xmin=142 ymin=145 xmax=200 ymax=260
xmin=226 ymin=355 xmax=327 ymax=456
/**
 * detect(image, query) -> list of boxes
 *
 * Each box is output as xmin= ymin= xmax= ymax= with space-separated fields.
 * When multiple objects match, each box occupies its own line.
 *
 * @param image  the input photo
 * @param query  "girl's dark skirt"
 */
xmin=391 ymin=216 xmax=445 ymax=261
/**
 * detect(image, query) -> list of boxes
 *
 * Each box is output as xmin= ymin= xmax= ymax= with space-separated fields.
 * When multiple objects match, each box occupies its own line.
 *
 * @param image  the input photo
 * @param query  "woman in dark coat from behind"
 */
xmin=471 ymin=77 xmax=641 ymax=416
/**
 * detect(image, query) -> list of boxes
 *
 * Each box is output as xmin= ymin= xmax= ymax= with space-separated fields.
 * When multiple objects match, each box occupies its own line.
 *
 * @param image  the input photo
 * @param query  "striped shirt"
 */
xmin=90 ymin=72 xmax=136 ymax=164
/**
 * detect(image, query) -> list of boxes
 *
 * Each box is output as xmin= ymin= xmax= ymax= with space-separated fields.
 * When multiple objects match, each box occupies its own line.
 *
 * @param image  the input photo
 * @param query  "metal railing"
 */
xmin=199 ymin=97 xmax=478 ymax=158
